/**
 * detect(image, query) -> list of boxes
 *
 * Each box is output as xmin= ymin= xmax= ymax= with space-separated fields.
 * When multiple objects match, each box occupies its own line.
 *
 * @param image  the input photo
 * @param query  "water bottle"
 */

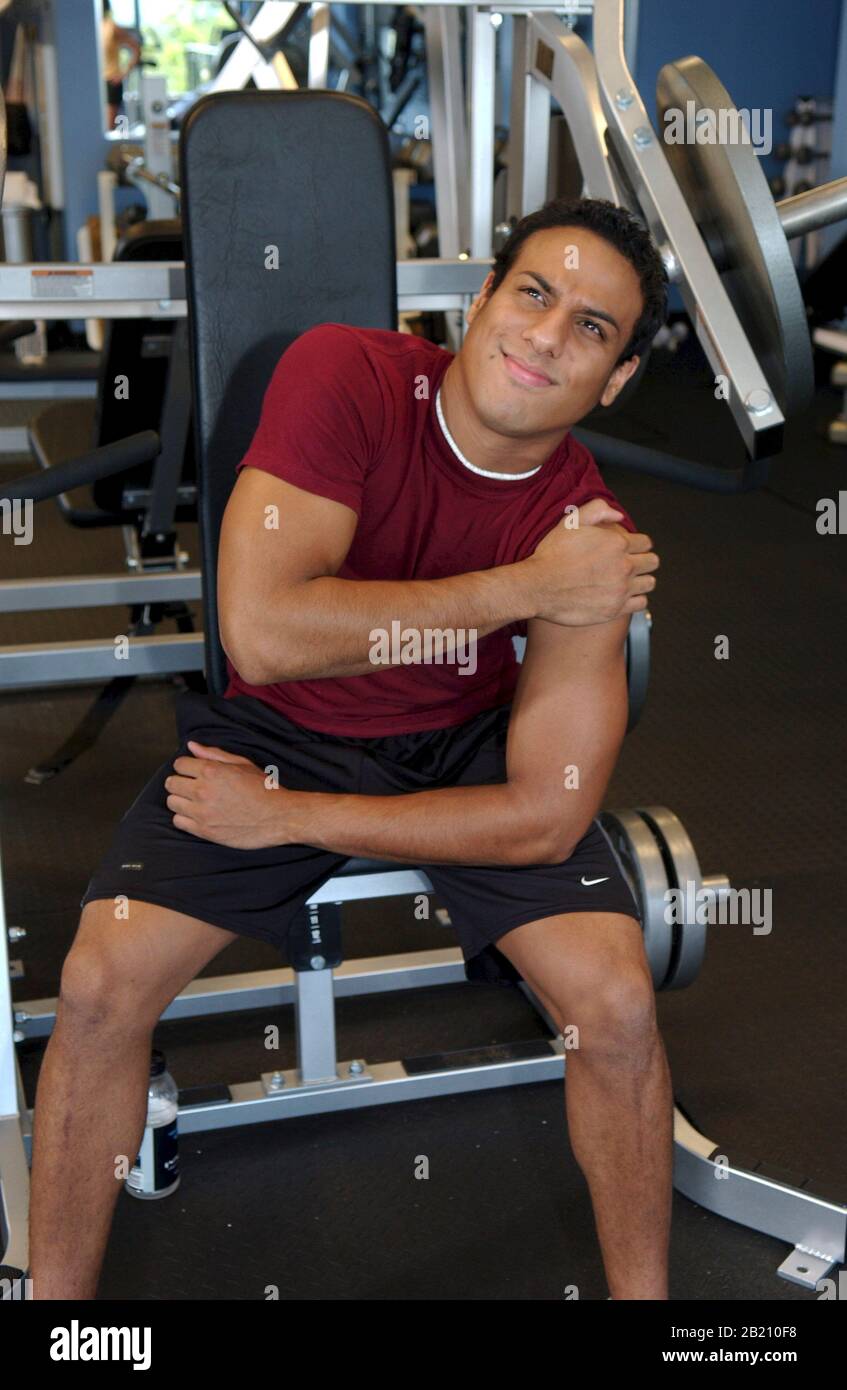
xmin=125 ymin=1048 xmax=180 ymax=1200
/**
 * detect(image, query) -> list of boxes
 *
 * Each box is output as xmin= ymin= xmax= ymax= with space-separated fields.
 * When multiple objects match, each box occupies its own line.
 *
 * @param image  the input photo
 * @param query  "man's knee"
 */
xmin=545 ymin=913 xmax=657 ymax=1048
xmin=575 ymin=965 xmax=658 ymax=1053
xmin=59 ymin=900 xmax=158 ymax=1029
xmin=505 ymin=910 xmax=657 ymax=1047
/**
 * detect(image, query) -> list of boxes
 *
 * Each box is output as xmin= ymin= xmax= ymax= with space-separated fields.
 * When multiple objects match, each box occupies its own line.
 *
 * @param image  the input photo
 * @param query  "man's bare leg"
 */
xmin=497 ymin=912 xmax=673 ymax=1300
xmin=29 ymin=899 xmax=238 ymax=1300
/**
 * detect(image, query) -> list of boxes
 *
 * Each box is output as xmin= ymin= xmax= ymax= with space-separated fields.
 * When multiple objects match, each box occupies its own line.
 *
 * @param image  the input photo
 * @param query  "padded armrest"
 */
xmin=0 ymin=430 xmax=161 ymax=504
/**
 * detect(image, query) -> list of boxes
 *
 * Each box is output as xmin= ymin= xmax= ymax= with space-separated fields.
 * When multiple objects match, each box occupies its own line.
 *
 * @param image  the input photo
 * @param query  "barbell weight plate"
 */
xmin=599 ymin=808 xmax=672 ymax=989
xmin=656 ymin=55 xmax=813 ymax=416
xmin=637 ymin=805 xmax=708 ymax=990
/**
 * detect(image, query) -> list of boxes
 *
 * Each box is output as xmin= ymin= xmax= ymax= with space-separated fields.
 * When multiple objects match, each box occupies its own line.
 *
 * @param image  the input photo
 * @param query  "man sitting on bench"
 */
xmin=30 ymin=196 xmax=667 ymax=1300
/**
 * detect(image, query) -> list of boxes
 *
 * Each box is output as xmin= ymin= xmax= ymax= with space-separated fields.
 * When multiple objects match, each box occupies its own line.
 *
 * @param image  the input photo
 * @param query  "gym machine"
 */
xmin=469 ymin=1 xmax=847 ymax=463
xmin=3 ymin=7 xmax=847 ymax=1295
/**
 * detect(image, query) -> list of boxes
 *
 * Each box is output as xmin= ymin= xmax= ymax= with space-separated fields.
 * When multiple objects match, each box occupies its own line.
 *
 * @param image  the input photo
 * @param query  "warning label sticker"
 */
xmin=31 ymin=268 xmax=95 ymax=299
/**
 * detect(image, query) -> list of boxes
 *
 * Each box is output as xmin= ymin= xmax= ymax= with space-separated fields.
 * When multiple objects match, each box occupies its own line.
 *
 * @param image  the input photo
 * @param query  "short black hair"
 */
xmin=489 ymin=196 xmax=668 ymax=367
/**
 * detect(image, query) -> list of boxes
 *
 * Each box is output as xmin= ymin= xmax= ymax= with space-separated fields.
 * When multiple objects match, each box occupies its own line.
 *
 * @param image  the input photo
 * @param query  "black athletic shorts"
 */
xmin=80 ymin=691 xmax=642 ymax=985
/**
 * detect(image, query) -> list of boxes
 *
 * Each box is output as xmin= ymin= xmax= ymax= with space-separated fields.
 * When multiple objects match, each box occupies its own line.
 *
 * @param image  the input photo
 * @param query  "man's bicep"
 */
xmin=506 ymin=614 xmax=631 ymax=858
xmin=217 ymin=466 xmax=358 ymax=679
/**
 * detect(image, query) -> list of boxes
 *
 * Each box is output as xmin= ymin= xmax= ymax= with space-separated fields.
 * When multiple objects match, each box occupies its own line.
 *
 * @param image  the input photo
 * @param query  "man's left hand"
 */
xmin=165 ymin=741 xmax=291 ymax=850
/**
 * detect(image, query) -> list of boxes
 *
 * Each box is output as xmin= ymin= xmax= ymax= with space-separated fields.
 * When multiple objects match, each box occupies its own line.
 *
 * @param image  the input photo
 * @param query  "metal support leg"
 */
xmin=422 ymin=6 xmax=469 ymax=349
xmin=507 ymin=16 xmax=551 ymax=222
xmin=294 ymin=968 xmax=340 ymax=1086
xmin=0 ymin=842 xmax=29 ymax=1278
xmin=468 ymin=7 xmax=496 ymax=259
xmin=673 ymin=1105 xmax=847 ymax=1287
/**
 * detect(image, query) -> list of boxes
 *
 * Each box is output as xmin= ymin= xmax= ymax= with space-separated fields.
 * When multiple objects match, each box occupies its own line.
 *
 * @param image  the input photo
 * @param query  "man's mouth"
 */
xmin=501 ymin=350 xmax=554 ymax=387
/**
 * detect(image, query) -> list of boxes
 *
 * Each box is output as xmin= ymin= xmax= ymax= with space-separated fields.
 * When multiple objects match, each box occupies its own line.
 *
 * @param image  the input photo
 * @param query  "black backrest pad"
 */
xmin=179 ymin=90 xmax=398 ymax=696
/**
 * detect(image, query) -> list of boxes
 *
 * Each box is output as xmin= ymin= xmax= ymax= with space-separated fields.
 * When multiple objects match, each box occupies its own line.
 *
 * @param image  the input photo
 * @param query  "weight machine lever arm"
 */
xmin=591 ymin=0 xmax=785 ymax=458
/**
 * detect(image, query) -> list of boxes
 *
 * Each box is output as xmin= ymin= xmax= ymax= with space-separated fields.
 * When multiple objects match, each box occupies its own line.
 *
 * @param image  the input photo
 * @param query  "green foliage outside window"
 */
xmin=138 ymin=0 xmax=230 ymax=98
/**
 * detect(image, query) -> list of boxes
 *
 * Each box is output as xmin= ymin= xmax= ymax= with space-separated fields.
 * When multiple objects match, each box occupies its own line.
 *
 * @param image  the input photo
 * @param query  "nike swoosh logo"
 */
xmin=581 ymin=876 xmax=610 ymax=886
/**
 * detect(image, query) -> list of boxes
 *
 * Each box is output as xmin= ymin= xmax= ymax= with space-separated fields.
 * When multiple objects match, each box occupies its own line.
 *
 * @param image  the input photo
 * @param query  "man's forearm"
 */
xmin=253 ymin=564 xmax=538 ymax=684
xmin=282 ymin=781 xmax=559 ymax=867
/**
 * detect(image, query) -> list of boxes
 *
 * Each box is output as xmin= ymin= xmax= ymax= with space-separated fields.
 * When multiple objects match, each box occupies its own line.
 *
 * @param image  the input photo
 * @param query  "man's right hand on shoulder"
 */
xmin=522 ymin=497 xmax=659 ymax=626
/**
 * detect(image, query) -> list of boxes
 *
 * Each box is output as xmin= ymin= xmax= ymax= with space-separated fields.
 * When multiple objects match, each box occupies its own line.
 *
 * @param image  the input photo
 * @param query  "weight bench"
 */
xmin=2 ymin=87 xmax=845 ymax=1296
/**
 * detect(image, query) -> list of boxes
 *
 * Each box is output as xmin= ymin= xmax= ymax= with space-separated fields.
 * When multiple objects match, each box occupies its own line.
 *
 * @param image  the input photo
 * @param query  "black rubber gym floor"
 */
xmin=1 ymin=336 xmax=845 ymax=1301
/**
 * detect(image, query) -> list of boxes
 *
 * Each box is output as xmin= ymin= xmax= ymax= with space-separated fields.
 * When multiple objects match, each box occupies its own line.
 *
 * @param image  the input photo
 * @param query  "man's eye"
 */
xmin=518 ymin=289 xmax=605 ymax=339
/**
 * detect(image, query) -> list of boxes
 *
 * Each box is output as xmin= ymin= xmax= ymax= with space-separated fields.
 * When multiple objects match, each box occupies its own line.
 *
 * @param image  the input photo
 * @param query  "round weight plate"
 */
xmin=656 ymin=56 xmax=813 ymax=415
xmin=625 ymin=608 xmax=652 ymax=734
xmin=637 ymin=806 xmax=707 ymax=990
xmin=600 ymin=808 xmax=671 ymax=989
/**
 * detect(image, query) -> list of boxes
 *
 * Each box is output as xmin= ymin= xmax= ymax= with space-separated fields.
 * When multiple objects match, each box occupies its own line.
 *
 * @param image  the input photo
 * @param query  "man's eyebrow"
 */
xmin=518 ymin=270 xmax=621 ymax=334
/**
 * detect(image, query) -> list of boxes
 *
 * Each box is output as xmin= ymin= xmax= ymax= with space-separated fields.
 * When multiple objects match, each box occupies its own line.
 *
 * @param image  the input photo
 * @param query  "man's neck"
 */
xmin=439 ymin=359 xmax=566 ymax=476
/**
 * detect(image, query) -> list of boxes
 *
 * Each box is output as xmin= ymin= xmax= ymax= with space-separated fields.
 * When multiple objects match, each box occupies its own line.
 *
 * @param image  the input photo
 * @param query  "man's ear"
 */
xmin=599 ymin=355 xmax=640 ymax=408
xmin=466 ymin=271 xmax=496 ymax=327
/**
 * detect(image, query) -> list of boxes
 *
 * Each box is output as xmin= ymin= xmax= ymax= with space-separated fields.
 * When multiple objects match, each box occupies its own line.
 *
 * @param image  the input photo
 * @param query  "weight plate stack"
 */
xmin=600 ymin=806 xmax=708 ymax=991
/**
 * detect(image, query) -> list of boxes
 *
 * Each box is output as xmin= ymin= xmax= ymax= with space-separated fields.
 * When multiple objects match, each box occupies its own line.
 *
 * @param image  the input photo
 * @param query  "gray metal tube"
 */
xmin=0 ymin=206 xmax=34 ymax=262
xmin=777 ymin=176 xmax=847 ymax=241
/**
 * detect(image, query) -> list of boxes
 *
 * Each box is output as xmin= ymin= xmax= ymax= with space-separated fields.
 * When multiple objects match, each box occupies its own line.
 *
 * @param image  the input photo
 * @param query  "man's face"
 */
xmin=458 ymin=226 xmax=645 ymax=443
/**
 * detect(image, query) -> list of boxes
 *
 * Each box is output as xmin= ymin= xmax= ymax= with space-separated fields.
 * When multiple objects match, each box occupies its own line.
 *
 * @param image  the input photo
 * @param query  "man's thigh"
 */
xmin=79 ymin=690 xmax=361 ymax=955
xmin=424 ymin=816 xmax=644 ymax=985
xmin=356 ymin=703 xmax=644 ymax=986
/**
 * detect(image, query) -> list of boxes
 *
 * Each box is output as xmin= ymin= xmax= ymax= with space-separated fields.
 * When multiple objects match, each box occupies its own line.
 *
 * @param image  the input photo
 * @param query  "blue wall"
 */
xmin=632 ymin=0 xmax=842 ymax=182
xmin=819 ymin=1 xmax=847 ymax=259
xmin=631 ymin=0 xmax=844 ymax=303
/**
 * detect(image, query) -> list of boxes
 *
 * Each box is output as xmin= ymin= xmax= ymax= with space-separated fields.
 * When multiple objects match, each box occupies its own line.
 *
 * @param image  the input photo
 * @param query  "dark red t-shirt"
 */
xmin=227 ymin=323 xmax=638 ymax=735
